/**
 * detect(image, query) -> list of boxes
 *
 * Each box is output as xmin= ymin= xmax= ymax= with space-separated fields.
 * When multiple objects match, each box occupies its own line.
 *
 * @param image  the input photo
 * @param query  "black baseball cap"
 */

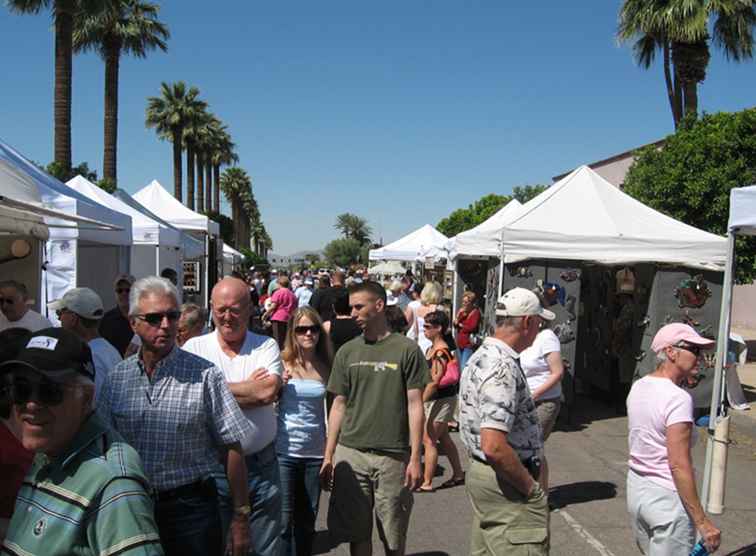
xmin=0 ymin=328 xmax=95 ymax=382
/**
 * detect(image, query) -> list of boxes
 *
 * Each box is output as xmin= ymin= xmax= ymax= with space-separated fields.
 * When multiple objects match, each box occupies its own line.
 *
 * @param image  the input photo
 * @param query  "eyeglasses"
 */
xmin=675 ymin=343 xmax=702 ymax=357
xmin=294 ymin=324 xmax=320 ymax=335
xmin=213 ymin=306 xmax=244 ymax=318
xmin=55 ymin=308 xmax=75 ymax=319
xmin=9 ymin=376 xmax=73 ymax=406
xmin=116 ymin=288 xmax=131 ymax=294
xmin=0 ymin=298 xmax=16 ymax=305
xmin=134 ymin=310 xmax=181 ymax=326
xmin=423 ymin=323 xmax=440 ymax=329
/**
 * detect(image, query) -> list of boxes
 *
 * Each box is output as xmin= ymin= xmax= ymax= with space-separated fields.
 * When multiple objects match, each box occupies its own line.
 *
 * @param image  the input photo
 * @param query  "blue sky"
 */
xmin=1 ymin=2 xmax=754 ymax=254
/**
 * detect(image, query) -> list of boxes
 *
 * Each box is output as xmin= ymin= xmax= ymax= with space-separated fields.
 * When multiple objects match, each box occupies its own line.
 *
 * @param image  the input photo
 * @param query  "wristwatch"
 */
xmin=233 ymin=504 xmax=252 ymax=517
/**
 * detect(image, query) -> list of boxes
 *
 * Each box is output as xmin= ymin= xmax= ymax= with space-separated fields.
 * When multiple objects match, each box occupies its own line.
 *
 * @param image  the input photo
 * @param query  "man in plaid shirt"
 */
xmin=98 ymin=277 xmax=252 ymax=556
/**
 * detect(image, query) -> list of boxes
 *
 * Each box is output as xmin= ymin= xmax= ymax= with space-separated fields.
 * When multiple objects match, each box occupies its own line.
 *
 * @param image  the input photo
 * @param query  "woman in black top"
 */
xmin=322 ymin=288 xmax=361 ymax=355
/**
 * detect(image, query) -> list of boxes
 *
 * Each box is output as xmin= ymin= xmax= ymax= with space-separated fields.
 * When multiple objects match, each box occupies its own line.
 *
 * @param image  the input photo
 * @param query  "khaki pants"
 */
xmin=327 ymin=444 xmax=413 ymax=551
xmin=466 ymin=459 xmax=549 ymax=555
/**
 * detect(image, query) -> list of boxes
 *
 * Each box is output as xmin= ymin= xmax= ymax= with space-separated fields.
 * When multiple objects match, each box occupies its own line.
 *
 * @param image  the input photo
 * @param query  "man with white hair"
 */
xmin=184 ymin=277 xmax=284 ymax=556
xmin=0 ymin=280 xmax=52 ymax=332
xmin=459 ymin=287 xmax=554 ymax=555
xmin=98 ymin=276 xmax=253 ymax=556
xmin=48 ymin=287 xmax=121 ymax=397
xmin=0 ymin=328 xmax=163 ymax=555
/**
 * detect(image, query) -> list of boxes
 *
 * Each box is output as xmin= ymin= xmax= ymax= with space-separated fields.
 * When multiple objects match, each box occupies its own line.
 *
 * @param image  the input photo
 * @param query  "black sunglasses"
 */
xmin=675 ymin=343 xmax=702 ymax=357
xmin=9 ymin=376 xmax=69 ymax=406
xmin=135 ymin=310 xmax=181 ymax=326
xmin=294 ymin=324 xmax=320 ymax=335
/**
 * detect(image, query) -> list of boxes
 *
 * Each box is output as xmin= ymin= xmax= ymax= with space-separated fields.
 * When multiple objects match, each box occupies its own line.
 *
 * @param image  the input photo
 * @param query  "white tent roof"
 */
xmin=368 ymin=260 xmax=406 ymax=275
xmin=499 ymin=165 xmax=727 ymax=270
xmin=113 ymin=189 xmax=204 ymax=259
xmin=67 ymin=176 xmax=181 ymax=247
xmin=369 ymin=224 xmax=449 ymax=261
xmin=449 ymin=199 xmax=523 ymax=259
xmin=223 ymin=243 xmax=243 ymax=262
xmin=133 ymin=180 xmax=220 ymax=236
xmin=0 ymin=139 xmax=131 ymax=244
xmin=728 ymin=185 xmax=756 ymax=236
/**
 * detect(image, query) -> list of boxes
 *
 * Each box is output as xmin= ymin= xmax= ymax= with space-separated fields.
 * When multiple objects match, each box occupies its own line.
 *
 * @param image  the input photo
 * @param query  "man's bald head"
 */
xmin=211 ymin=277 xmax=251 ymax=343
xmin=212 ymin=277 xmax=250 ymax=307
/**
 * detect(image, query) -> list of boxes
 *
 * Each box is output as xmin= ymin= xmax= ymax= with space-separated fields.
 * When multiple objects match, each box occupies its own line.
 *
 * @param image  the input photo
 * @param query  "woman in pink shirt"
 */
xmin=626 ymin=323 xmax=720 ymax=555
xmin=264 ymin=275 xmax=298 ymax=349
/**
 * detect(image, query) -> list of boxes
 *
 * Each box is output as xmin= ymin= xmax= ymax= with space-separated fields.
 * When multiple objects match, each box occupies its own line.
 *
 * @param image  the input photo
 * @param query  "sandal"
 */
xmin=415 ymin=485 xmax=435 ymax=493
xmin=439 ymin=475 xmax=465 ymax=489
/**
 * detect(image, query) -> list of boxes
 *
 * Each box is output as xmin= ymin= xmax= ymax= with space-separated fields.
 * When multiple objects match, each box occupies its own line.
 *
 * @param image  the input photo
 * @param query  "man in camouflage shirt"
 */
xmin=459 ymin=288 xmax=554 ymax=556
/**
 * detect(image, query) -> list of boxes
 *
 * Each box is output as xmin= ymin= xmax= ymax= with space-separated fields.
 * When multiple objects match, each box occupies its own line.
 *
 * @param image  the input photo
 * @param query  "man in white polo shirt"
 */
xmin=183 ymin=277 xmax=283 ymax=556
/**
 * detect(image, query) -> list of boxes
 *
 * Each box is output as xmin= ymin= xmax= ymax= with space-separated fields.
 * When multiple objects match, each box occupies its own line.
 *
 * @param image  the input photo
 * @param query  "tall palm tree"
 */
xmin=210 ymin=127 xmax=237 ymax=212
xmin=8 ymin=0 xmax=102 ymax=174
xmin=145 ymin=81 xmax=204 ymax=201
xmin=73 ymin=0 xmax=168 ymax=185
xmin=192 ymin=114 xmax=218 ymax=212
xmin=619 ymin=0 xmax=756 ymax=128
xmin=183 ymin=106 xmax=211 ymax=210
xmin=220 ymin=167 xmax=250 ymax=247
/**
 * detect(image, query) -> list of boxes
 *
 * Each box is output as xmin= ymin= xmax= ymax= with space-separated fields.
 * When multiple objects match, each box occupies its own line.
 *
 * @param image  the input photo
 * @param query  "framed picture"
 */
xmin=183 ymin=261 xmax=201 ymax=293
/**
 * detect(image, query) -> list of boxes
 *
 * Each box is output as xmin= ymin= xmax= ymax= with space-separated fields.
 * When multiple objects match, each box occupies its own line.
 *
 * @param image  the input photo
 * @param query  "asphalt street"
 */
xmin=312 ymin=396 xmax=756 ymax=556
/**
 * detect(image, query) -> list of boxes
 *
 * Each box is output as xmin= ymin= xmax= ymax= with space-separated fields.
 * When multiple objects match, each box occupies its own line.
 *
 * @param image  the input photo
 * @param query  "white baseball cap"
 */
xmin=48 ymin=287 xmax=105 ymax=320
xmin=495 ymin=287 xmax=555 ymax=321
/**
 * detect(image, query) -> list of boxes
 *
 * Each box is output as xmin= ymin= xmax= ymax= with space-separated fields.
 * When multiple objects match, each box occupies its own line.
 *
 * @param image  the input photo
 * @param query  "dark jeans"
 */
xmin=279 ymin=455 xmax=323 ymax=556
xmin=155 ymin=489 xmax=221 ymax=556
xmin=216 ymin=442 xmax=283 ymax=556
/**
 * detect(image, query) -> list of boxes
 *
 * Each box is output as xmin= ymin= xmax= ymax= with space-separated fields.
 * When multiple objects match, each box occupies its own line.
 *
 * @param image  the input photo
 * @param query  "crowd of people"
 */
xmin=0 ymin=266 xmax=722 ymax=555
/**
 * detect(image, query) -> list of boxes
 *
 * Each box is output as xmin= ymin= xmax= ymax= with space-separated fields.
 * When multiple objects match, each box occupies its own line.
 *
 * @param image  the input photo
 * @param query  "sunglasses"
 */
xmin=116 ymin=288 xmax=131 ymax=294
xmin=135 ymin=310 xmax=181 ymax=326
xmin=0 ymin=298 xmax=16 ymax=305
xmin=675 ymin=343 xmax=702 ymax=357
xmin=9 ymin=376 xmax=71 ymax=406
xmin=294 ymin=324 xmax=320 ymax=335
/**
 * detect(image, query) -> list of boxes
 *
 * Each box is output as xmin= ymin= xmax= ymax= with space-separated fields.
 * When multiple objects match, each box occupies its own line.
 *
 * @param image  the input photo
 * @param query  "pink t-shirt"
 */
xmin=271 ymin=288 xmax=298 ymax=323
xmin=626 ymin=375 xmax=694 ymax=491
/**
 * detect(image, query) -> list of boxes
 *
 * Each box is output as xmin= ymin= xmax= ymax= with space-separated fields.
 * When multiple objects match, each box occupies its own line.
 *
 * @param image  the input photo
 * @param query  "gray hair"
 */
xmin=655 ymin=350 xmax=669 ymax=365
xmin=0 ymin=280 xmax=28 ymax=299
xmin=180 ymin=303 xmax=206 ymax=329
xmin=495 ymin=315 xmax=525 ymax=330
xmin=129 ymin=276 xmax=179 ymax=317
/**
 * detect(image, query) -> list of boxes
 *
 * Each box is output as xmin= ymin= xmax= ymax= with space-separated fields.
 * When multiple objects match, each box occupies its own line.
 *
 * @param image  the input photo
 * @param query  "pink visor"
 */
xmin=650 ymin=323 xmax=715 ymax=354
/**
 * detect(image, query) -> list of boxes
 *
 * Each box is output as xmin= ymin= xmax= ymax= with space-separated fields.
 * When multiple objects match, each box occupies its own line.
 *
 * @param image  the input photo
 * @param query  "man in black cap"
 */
xmin=0 ymin=328 xmax=163 ymax=556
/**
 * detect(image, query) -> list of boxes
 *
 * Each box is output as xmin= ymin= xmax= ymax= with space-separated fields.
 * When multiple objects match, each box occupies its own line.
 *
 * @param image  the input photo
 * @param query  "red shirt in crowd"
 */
xmin=455 ymin=308 xmax=481 ymax=350
xmin=0 ymin=421 xmax=34 ymax=519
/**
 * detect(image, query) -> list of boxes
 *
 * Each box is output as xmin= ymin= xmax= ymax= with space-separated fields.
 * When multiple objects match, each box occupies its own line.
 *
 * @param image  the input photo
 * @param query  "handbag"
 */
xmin=437 ymin=348 xmax=460 ymax=387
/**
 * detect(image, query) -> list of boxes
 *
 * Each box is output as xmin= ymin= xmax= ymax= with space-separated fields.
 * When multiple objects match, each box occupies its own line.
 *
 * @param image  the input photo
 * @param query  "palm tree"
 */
xmin=618 ymin=0 xmax=756 ymax=128
xmin=220 ymin=167 xmax=250 ymax=248
xmin=145 ymin=81 xmax=204 ymax=201
xmin=192 ymin=114 xmax=218 ymax=212
xmin=73 ymin=0 xmax=168 ymax=185
xmin=210 ymin=127 xmax=238 ymax=212
xmin=335 ymin=213 xmax=372 ymax=245
xmin=8 ymin=0 xmax=102 ymax=174
xmin=183 ymin=106 xmax=211 ymax=210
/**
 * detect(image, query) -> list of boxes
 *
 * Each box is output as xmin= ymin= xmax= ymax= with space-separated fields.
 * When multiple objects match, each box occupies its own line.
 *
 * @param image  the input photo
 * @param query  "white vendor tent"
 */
xmin=701 ymin=184 xmax=756 ymax=515
xmin=499 ymin=166 xmax=727 ymax=271
xmin=369 ymin=224 xmax=449 ymax=262
xmin=67 ymin=176 xmax=186 ymax=282
xmin=368 ymin=260 xmax=406 ymax=276
xmin=222 ymin=243 xmax=243 ymax=276
xmin=0 ymin=139 xmax=132 ymax=314
xmin=448 ymin=199 xmax=523 ymax=259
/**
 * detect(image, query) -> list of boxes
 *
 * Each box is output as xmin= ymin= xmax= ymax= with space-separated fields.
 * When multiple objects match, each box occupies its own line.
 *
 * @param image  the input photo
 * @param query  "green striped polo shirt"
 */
xmin=1 ymin=413 xmax=163 ymax=556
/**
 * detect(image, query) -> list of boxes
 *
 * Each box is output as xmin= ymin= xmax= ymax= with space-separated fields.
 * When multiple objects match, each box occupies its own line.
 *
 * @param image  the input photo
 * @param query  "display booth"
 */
xmin=0 ymin=141 xmax=132 ymax=316
xmin=132 ymin=180 xmax=221 ymax=307
xmin=478 ymin=166 xmax=727 ymax=409
xmin=67 ymin=176 xmax=183 ymax=282
xmin=369 ymin=224 xmax=449 ymax=262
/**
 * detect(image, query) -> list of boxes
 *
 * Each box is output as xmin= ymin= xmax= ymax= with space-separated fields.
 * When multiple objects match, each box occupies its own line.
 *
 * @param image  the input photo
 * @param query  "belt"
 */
xmin=153 ymin=479 xmax=213 ymax=503
xmin=470 ymin=454 xmax=542 ymax=481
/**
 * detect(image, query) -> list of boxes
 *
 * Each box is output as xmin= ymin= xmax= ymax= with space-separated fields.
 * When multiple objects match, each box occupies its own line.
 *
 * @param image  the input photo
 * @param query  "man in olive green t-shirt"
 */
xmin=321 ymin=281 xmax=429 ymax=556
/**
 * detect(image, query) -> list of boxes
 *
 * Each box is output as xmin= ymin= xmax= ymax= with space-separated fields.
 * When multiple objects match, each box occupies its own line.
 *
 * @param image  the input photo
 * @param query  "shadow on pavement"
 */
xmin=556 ymin=394 xmax=628 ymax=432
xmin=549 ymin=480 xmax=617 ymax=510
xmin=407 ymin=553 xmax=451 ymax=556
xmin=726 ymin=543 xmax=756 ymax=556
xmin=741 ymin=384 xmax=756 ymax=403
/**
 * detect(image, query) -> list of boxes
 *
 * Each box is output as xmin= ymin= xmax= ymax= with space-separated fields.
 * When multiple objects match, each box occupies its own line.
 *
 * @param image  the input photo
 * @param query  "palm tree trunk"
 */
xmin=186 ymin=144 xmax=195 ymax=210
xmin=683 ymin=81 xmax=698 ymax=119
xmin=54 ymin=9 xmax=73 ymax=173
xmin=231 ymin=200 xmax=240 ymax=247
xmin=663 ymin=41 xmax=681 ymax=129
xmin=213 ymin=164 xmax=221 ymax=212
xmin=172 ymin=128 xmax=183 ymax=201
xmin=205 ymin=163 xmax=212 ymax=213
xmin=103 ymin=37 xmax=120 ymax=183
xmin=196 ymin=152 xmax=205 ymax=211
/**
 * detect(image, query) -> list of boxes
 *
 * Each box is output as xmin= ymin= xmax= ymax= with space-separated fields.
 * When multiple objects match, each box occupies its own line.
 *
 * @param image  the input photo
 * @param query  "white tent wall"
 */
xmin=131 ymin=245 xmax=157 ymax=279
xmin=0 ymin=236 xmax=43 ymax=311
xmin=77 ymin=242 xmax=129 ymax=310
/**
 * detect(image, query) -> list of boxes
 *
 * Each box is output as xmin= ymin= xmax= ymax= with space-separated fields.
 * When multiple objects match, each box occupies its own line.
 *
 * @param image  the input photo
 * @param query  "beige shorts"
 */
xmin=535 ymin=399 xmax=561 ymax=441
xmin=327 ymin=444 xmax=413 ymax=551
xmin=466 ymin=459 xmax=549 ymax=555
xmin=424 ymin=396 xmax=457 ymax=424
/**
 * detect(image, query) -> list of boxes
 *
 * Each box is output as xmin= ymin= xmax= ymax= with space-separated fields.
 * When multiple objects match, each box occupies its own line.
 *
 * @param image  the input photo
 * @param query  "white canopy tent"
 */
xmin=0 ymin=140 xmax=132 ymax=313
xmin=67 ymin=176 xmax=185 ymax=281
xmin=369 ymin=224 xmax=449 ymax=262
xmin=701 ymin=185 xmax=756 ymax=515
xmin=499 ymin=166 xmax=727 ymax=270
xmin=133 ymin=180 xmax=221 ymax=306
xmin=222 ymin=243 xmax=243 ymax=276
xmin=368 ymin=260 xmax=406 ymax=276
xmin=448 ymin=199 xmax=523 ymax=259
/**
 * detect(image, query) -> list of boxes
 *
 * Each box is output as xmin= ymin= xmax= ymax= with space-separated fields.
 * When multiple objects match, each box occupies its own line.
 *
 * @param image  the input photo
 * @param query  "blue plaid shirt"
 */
xmin=97 ymin=346 xmax=252 ymax=491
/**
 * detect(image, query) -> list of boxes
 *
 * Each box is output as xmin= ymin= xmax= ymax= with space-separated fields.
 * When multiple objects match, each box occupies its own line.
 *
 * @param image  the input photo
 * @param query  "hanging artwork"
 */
xmin=674 ymin=274 xmax=711 ymax=308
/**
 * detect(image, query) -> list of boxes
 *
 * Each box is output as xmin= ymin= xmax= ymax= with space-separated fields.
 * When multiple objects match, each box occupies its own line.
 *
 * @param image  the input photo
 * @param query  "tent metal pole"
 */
xmin=702 ymin=231 xmax=736 ymax=511
xmin=452 ymin=258 xmax=459 ymax=317
xmin=497 ymin=230 xmax=505 ymax=299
